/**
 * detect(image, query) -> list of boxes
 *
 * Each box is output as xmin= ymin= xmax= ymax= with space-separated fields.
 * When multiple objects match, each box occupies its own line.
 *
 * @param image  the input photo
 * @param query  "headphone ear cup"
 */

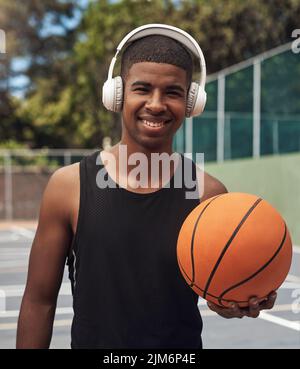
xmin=114 ymin=76 xmax=123 ymax=112
xmin=186 ymin=82 xmax=198 ymax=117
xmin=102 ymin=76 xmax=123 ymax=112
xmin=102 ymin=79 xmax=114 ymax=111
xmin=192 ymin=85 xmax=207 ymax=117
xmin=186 ymin=82 xmax=207 ymax=117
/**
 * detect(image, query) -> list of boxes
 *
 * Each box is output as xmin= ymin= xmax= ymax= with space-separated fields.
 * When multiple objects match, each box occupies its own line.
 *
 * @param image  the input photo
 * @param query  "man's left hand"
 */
xmin=206 ymin=291 xmax=277 ymax=319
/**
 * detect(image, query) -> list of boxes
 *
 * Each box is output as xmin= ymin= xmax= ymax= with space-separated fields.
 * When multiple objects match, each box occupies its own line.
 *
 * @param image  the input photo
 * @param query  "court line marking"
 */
xmin=293 ymin=246 xmax=300 ymax=254
xmin=0 ymin=262 xmax=28 ymax=268
xmin=10 ymin=227 xmax=35 ymax=239
xmin=52 ymin=319 xmax=72 ymax=327
xmin=0 ymin=266 xmax=29 ymax=274
xmin=0 ymin=247 xmax=30 ymax=252
xmin=258 ymin=312 xmax=300 ymax=332
xmin=0 ymin=235 xmax=20 ymax=242
xmin=281 ymin=282 xmax=300 ymax=290
xmin=285 ymin=274 xmax=300 ymax=283
xmin=198 ymin=299 xmax=207 ymax=306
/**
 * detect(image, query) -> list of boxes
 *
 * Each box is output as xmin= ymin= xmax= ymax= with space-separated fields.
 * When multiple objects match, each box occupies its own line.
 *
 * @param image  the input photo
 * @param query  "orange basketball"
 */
xmin=177 ymin=192 xmax=293 ymax=308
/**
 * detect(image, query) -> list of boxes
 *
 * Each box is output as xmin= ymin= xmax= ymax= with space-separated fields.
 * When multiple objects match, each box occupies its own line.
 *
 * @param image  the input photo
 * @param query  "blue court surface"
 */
xmin=0 ymin=226 xmax=299 ymax=349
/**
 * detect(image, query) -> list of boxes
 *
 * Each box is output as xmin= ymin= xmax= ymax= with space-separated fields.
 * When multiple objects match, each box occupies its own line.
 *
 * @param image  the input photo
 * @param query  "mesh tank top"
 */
xmin=67 ymin=150 xmax=203 ymax=349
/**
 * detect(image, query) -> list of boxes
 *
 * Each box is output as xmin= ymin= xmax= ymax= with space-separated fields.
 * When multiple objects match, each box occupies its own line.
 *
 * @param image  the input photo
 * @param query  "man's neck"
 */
xmin=101 ymin=142 xmax=180 ymax=193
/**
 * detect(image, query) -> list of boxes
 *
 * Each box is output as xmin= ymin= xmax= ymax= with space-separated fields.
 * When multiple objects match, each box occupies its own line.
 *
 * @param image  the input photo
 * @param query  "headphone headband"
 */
xmin=107 ymin=23 xmax=206 ymax=88
xmin=117 ymin=24 xmax=199 ymax=57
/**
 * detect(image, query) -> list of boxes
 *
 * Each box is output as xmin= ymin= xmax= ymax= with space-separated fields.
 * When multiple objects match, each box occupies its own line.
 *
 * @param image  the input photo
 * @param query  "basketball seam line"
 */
xmin=190 ymin=194 xmax=224 ymax=286
xmin=203 ymin=198 xmax=263 ymax=299
xmin=218 ymin=222 xmax=287 ymax=306
xmin=178 ymin=258 xmax=255 ymax=303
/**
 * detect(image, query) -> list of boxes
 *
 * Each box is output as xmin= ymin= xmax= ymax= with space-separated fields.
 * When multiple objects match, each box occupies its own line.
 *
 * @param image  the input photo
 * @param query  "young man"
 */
xmin=17 ymin=26 xmax=277 ymax=349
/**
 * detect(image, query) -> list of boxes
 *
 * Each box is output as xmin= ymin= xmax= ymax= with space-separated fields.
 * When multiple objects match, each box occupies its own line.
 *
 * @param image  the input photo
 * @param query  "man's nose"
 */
xmin=145 ymin=91 xmax=167 ymax=113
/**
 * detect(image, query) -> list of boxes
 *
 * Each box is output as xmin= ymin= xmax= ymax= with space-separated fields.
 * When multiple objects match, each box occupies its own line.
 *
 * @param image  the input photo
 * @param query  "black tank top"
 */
xmin=67 ymin=150 xmax=203 ymax=349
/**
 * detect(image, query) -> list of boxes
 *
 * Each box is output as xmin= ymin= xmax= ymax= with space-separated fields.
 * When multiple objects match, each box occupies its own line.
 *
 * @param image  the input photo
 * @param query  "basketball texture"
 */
xmin=176 ymin=192 xmax=293 ymax=308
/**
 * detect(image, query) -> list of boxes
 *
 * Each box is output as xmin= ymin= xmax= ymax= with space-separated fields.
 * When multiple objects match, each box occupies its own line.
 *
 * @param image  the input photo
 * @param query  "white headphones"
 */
xmin=102 ymin=23 xmax=207 ymax=117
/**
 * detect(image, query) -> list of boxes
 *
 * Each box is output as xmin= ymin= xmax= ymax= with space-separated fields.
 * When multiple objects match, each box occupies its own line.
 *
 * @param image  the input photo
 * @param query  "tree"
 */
xmin=0 ymin=0 xmax=80 ymax=146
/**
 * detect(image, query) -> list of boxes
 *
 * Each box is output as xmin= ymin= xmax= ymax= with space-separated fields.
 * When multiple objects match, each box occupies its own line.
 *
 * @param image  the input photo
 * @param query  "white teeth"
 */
xmin=142 ymin=120 xmax=164 ymax=128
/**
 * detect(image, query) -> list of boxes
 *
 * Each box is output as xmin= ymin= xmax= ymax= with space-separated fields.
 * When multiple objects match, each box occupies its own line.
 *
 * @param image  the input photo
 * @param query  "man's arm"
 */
xmin=16 ymin=164 xmax=78 ymax=348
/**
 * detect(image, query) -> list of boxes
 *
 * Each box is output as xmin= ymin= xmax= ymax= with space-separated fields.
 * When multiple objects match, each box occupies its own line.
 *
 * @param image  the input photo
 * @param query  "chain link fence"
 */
xmin=174 ymin=42 xmax=300 ymax=162
xmin=0 ymin=149 xmax=96 ymax=220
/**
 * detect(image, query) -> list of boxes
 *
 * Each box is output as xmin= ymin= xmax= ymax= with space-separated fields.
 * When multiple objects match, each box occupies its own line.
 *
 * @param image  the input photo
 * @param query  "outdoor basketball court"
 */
xmin=0 ymin=223 xmax=299 ymax=349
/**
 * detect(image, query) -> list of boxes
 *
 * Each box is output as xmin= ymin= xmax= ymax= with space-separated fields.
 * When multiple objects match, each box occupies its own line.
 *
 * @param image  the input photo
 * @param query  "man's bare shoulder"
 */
xmin=41 ymin=163 xmax=79 ymax=222
xmin=47 ymin=163 xmax=79 ymax=197
xmin=195 ymin=164 xmax=228 ymax=202
xmin=202 ymin=172 xmax=228 ymax=201
xmin=50 ymin=162 xmax=79 ymax=185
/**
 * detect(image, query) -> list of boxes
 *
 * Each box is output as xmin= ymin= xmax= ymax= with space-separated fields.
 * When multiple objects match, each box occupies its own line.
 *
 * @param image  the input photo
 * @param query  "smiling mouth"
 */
xmin=139 ymin=118 xmax=172 ymax=129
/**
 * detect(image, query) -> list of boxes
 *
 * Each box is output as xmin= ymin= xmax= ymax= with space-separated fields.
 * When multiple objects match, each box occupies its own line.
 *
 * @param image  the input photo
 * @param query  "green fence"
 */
xmin=173 ymin=42 xmax=300 ymax=162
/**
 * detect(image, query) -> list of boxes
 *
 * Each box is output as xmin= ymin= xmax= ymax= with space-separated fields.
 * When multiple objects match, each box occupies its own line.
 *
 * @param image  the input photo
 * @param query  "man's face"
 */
xmin=121 ymin=62 xmax=188 ymax=152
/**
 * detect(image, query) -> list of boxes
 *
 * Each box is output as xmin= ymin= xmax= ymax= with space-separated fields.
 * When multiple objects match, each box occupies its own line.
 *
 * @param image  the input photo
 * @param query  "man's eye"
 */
xmin=167 ymin=91 xmax=181 ymax=96
xmin=133 ymin=88 xmax=148 ymax=92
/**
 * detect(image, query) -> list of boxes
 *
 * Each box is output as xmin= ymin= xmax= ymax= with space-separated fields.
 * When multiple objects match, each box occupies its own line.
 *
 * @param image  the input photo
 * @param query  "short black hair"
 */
xmin=120 ymin=35 xmax=193 ymax=86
